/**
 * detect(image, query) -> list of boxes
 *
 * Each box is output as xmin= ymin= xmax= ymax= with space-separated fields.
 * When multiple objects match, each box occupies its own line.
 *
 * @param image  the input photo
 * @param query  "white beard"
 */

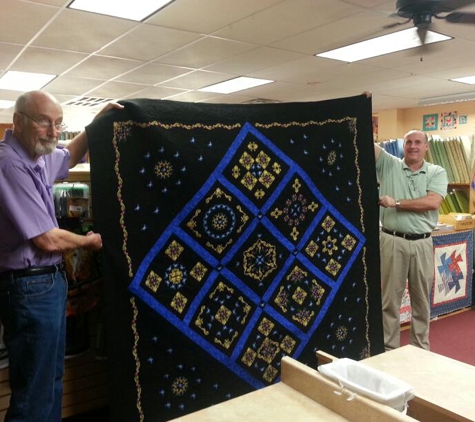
xmin=35 ymin=139 xmax=57 ymax=155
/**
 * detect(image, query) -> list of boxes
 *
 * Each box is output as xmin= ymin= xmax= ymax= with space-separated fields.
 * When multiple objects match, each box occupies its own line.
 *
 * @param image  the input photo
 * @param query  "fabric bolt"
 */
xmin=86 ymin=95 xmax=384 ymax=422
xmin=0 ymin=270 xmax=68 ymax=422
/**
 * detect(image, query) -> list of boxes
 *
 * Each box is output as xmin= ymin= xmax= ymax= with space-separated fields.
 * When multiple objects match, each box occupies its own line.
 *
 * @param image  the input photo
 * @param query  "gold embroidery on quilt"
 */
xmin=325 ymin=259 xmax=341 ymax=276
xmin=243 ymin=238 xmax=277 ymax=281
xmin=171 ymin=292 xmax=187 ymax=313
xmin=190 ymin=262 xmax=207 ymax=282
xmin=171 ymin=376 xmax=188 ymax=396
xmin=270 ymin=177 xmax=319 ymax=242
xmin=145 ymin=271 xmax=162 ymax=293
xmin=165 ymin=240 xmax=184 ymax=261
xmin=342 ymin=234 xmax=357 ymax=251
xmin=263 ymin=365 xmax=279 ymax=383
xmin=235 ymin=143 xmax=279 ymax=199
xmin=154 ymin=160 xmax=173 ymax=179
xmin=186 ymin=188 xmax=249 ymax=255
xmin=129 ymin=297 xmax=144 ymax=421
xmin=194 ymin=282 xmax=251 ymax=349
xmin=322 ymin=235 xmax=338 ymax=256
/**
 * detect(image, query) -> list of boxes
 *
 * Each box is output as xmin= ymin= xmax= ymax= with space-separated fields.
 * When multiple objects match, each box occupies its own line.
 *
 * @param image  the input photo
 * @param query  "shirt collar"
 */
xmin=402 ymin=158 xmax=428 ymax=174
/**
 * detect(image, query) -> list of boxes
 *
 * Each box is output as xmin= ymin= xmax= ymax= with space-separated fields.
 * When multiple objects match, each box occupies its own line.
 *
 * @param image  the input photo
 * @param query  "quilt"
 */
xmin=431 ymin=229 xmax=473 ymax=317
xmin=399 ymin=229 xmax=474 ymax=323
xmin=86 ymin=95 xmax=384 ymax=421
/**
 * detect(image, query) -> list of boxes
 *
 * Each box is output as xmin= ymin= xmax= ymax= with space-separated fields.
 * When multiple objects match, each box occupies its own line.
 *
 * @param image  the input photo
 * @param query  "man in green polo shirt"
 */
xmin=375 ymin=129 xmax=447 ymax=351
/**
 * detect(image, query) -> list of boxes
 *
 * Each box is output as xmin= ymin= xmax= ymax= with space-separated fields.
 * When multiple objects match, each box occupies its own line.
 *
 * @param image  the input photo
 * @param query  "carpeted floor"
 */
xmin=401 ymin=308 xmax=475 ymax=366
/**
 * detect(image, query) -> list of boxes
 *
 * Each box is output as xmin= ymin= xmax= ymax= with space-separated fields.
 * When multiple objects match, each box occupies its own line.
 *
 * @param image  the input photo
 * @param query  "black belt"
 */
xmin=0 ymin=262 xmax=65 ymax=281
xmin=382 ymin=227 xmax=431 ymax=241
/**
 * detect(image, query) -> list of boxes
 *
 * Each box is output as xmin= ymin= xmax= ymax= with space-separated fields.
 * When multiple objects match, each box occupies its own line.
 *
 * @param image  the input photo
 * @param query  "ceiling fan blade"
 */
xmin=445 ymin=11 xmax=475 ymax=23
xmin=439 ymin=0 xmax=475 ymax=11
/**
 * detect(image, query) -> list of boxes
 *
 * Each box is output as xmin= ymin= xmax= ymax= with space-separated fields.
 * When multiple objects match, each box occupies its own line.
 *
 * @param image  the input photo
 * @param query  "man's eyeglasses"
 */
xmin=18 ymin=111 xmax=67 ymax=132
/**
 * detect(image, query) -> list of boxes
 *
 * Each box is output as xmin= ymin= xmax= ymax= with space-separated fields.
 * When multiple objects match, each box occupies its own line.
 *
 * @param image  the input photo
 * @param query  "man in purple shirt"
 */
xmin=0 ymin=90 xmax=122 ymax=422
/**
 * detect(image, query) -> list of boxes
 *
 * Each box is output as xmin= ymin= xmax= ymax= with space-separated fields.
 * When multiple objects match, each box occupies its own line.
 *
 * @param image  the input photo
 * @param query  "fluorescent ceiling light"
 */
xmin=418 ymin=91 xmax=475 ymax=106
xmin=451 ymin=75 xmax=475 ymax=85
xmin=316 ymin=28 xmax=451 ymax=63
xmin=0 ymin=71 xmax=56 ymax=91
xmin=198 ymin=77 xmax=274 ymax=94
xmin=68 ymin=0 xmax=174 ymax=21
xmin=0 ymin=100 xmax=15 ymax=109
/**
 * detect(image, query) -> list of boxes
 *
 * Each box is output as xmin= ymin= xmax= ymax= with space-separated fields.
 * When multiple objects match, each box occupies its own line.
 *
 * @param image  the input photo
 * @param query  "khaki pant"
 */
xmin=380 ymin=231 xmax=434 ymax=350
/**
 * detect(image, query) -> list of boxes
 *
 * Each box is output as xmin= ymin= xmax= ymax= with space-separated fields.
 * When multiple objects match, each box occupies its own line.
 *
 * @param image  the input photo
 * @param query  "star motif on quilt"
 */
xmin=130 ymin=123 xmax=365 ymax=388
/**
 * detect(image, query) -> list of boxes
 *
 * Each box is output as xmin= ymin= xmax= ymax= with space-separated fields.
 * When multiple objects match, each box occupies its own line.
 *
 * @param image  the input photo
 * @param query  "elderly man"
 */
xmin=0 ymin=91 xmax=122 ymax=422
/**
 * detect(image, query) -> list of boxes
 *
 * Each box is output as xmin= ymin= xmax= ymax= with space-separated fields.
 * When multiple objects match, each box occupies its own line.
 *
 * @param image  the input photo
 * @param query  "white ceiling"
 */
xmin=2 ymin=0 xmax=475 ymax=128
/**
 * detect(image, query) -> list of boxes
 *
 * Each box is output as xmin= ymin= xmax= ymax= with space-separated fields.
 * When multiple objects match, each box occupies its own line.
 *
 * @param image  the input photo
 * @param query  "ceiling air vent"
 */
xmin=65 ymin=96 xmax=115 ymax=107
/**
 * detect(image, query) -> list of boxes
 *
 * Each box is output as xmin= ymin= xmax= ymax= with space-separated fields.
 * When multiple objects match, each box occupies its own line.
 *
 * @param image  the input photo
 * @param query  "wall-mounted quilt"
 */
xmin=86 ymin=94 xmax=384 ymax=422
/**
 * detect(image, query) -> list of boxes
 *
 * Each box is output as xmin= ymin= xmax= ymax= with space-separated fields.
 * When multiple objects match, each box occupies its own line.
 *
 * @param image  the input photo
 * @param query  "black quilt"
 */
xmin=86 ymin=95 xmax=383 ymax=422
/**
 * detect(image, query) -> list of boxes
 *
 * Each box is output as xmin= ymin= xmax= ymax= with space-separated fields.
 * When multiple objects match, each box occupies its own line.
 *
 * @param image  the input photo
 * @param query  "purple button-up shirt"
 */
xmin=0 ymin=129 xmax=70 ymax=271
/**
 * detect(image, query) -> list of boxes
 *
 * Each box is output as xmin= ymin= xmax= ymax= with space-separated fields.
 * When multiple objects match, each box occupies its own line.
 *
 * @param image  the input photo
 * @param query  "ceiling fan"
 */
xmin=388 ymin=0 xmax=475 ymax=44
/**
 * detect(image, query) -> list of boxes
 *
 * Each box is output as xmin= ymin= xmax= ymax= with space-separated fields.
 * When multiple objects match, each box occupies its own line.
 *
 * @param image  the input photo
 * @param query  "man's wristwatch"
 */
xmin=395 ymin=199 xmax=401 ymax=208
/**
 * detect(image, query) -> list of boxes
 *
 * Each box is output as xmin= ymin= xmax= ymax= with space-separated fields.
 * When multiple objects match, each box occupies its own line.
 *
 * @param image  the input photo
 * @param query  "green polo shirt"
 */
xmin=376 ymin=149 xmax=448 ymax=234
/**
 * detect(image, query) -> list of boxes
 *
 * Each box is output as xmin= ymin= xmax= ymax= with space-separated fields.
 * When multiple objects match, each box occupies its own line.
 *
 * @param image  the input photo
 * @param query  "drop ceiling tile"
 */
xmin=146 ymin=0 xmax=284 ymax=33
xmin=248 ymin=56 xmax=377 ymax=85
xmin=156 ymin=37 xmax=258 ymax=68
xmin=65 ymin=55 xmax=144 ymax=80
xmin=31 ymin=0 xmax=69 ymax=6
xmin=0 ymin=89 xmax=23 ymax=101
xmin=99 ymin=25 xmax=203 ymax=62
xmin=390 ymin=39 xmax=475 ymax=75
xmin=0 ymin=43 xmax=24 ymax=70
xmin=272 ymin=9 xmax=398 ymax=55
xmin=124 ymin=86 xmax=188 ymax=100
xmin=32 ymin=9 xmax=136 ymax=53
xmin=371 ymin=94 xmax=419 ymax=111
xmin=165 ymin=91 xmax=223 ymax=102
xmin=200 ymin=94 xmax=256 ymax=104
xmin=44 ymin=76 xmax=107 ymax=96
xmin=428 ymin=65 xmax=475 ymax=80
xmin=378 ymin=80 xmax=467 ymax=99
xmin=10 ymin=47 xmax=88 ymax=75
xmin=204 ymin=47 xmax=305 ymax=75
xmin=116 ymin=63 xmax=193 ymax=85
xmin=344 ymin=0 xmax=389 ymax=7
xmin=213 ymin=0 xmax=361 ymax=45
xmin=87 ymin=81 xmax=148 ymax=99
xmin=315 ymin=68 xmax=412 ymax=92
xmin=365 ymin=75 xmax=437 ymax=93
xmin=231 ymin=80 xmax=319 ymax=103
xmin=1 ymin=0 xmax=59 ymax=44
xmin=158 ymin=70 xmax=235 ymax=90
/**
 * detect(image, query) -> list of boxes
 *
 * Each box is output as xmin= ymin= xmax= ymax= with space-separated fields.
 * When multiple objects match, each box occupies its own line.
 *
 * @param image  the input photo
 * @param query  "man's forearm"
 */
xmin=32 ymin=227 xmax=102 ymax=253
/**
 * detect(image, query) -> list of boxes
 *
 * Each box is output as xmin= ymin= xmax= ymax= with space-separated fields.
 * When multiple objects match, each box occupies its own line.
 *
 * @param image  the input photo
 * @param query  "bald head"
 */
xmin=404 ymin=129 xmax=428 ymax=143
xmin=14 ymin=91 xmax=61 ymax=115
